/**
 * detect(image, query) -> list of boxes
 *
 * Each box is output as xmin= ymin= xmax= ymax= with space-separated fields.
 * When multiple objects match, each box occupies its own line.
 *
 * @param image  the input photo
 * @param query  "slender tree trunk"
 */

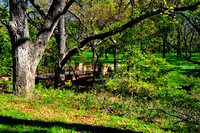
xmin=55 ymin=16 xmax=66 ymax=87
xmin=189 ymin=31 xmax=194 ymax=57
xmin=183 ymin=26 xmax=188 ymax=56
xmin=114 ymin=48 xmax=118 ymax=70
xmin=105 ymin=49 xmax=108 ymax=59
xmin=92 ymin=47 xmax=97 ymax=60
xmin=159 ymin=43 xmax=161 ymax=54
xmin=162 ymin=34 xmax=167 ymax=58
xmin=109 ymin=38 xmax=118 ymax=70
xmin=177 ymin=26 xmax=181 ymax=58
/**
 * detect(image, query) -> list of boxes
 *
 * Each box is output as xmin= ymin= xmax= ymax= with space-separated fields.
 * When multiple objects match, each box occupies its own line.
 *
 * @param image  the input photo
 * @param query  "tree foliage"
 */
xmin=0 ymin=0 xmax=199 ymax=97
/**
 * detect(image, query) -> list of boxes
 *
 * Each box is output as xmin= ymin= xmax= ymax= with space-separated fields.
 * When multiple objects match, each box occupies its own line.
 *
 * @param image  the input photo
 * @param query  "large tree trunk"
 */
xmin=12 ymin=42 xmax=40 ymax=97
xmin=9 ymin=1 xmax=34 ymax=97
xmin=9 ymin=0 xmax=69 ymax=97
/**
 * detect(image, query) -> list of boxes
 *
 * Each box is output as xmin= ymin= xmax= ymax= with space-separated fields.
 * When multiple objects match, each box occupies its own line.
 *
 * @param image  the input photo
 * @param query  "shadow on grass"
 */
xmin=0 ymin=115 xmax=140 ymax=133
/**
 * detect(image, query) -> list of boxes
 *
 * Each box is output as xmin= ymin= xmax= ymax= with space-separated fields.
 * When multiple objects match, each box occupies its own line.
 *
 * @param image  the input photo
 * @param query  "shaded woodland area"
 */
xmin=0 ymin=0 xmax=200 ymax=132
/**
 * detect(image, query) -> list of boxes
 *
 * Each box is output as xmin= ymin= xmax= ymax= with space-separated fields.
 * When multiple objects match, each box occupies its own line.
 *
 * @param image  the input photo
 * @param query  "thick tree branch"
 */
xmin=35 ymin=0 xmax=75 ymax=47
xmin=60 ymin=2 xmax=200 ymax=68
xmin=173 ymin=2 xmax=200 ymax=11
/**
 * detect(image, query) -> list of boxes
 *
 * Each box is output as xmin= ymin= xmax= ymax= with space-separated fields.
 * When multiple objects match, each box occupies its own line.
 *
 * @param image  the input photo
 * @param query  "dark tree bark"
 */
xmin=55 ymin=16 xmax=67 ymax=87
xmin=189 ymin=31 xmax=195 ymax=57
xmin=182 ymin=24 xmax=190 ymax=56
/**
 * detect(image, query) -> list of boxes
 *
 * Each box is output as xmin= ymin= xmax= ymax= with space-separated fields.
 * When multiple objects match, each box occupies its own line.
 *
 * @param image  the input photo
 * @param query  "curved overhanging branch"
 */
xmin=60 ymin=9 xmax=162 ymax=67
xmin=60 ymin=2 xmax=200 ymax=68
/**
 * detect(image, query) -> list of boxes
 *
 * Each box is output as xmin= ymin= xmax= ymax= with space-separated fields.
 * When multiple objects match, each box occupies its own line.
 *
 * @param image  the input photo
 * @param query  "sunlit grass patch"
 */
xmin=0 ymin=88 xmax=174 ymax=133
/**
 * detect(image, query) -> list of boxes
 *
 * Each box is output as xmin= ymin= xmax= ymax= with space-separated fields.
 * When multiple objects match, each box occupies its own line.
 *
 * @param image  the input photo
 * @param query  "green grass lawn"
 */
xmin=75 ymin=52 xmax=200 ymax=67
xmin=0 ymin=82 xmax=199 ymax=133
xmin=78 ymin=52 xmax=200 ymax=77
xmin=72 ymin=52 xmax=123 ymax=65
xmin=154 ymin=53 xmax=200 ymax=77
xmin=0 ymin=90 xmax=165 ymax=133
xmin=154 ymin=53 xmax=200 ymax=67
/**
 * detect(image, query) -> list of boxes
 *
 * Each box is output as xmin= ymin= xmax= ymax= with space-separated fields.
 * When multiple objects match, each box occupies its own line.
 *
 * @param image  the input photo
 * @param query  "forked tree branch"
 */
xmin=29 ymin=0 xmax=87 ymax=36
xmin=35 ymin=0 xmax=75 ymax=41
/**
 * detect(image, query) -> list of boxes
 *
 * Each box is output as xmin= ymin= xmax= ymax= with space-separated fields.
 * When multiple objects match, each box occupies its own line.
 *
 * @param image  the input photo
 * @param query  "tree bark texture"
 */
xmin=55 ymin=16 xmax=67 ymax=86
xmin=114 ymin=48 xmax=118 ymax=70
xmin=9 ymin=0 xmax=34 ymax=97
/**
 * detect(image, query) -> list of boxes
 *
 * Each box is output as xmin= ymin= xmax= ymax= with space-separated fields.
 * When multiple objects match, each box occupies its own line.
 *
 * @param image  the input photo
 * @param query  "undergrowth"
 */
xmin=0 ymin=78 xmax=199 ymax=132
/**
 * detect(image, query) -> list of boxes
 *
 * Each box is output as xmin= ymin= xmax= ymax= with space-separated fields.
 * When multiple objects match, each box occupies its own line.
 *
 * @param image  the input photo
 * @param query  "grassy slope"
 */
xmin=0 ymin=92 xmax=163 ymax=133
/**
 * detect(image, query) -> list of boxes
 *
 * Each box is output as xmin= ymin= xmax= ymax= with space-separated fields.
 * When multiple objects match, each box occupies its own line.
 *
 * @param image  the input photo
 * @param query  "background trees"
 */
xmin=0 ymin=1 xmax=199 ymax=131
xmin=0 ymin=0 xmax=199 ymax=97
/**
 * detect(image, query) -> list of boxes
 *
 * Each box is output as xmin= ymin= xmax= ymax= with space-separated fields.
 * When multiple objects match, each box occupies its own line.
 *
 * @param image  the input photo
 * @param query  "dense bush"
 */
xmin=106 ymin=49 xmax=171 ymax=97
